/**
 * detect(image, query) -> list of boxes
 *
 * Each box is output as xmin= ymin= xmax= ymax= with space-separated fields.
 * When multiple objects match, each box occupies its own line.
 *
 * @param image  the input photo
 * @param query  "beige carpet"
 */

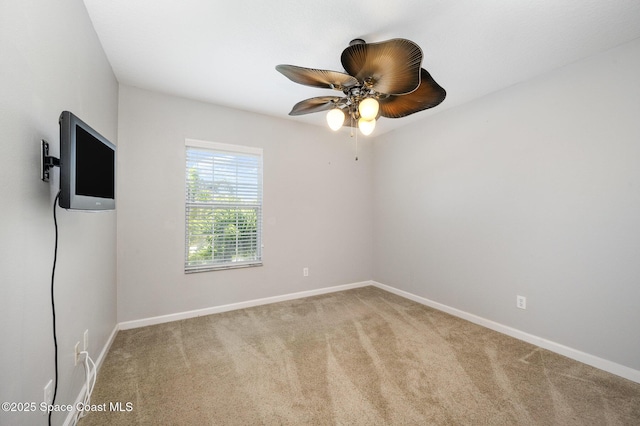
xmin=80 ymin=286 xmax=640 ymax=425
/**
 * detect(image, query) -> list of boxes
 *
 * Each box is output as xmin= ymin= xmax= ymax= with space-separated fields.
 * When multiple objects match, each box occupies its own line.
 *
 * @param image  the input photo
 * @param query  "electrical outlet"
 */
xmin=44 ymin=379 xmax=53 ymax=411
xmin=40 ymin=140 xmax=49 ymax=182
xmin=516 ymin=295 xmax=527 ymax=310
xmin=83 ymin=329 xmax=89 ymax=351
xmin=74 ymin=342 xmax=80 ymax=365
xmin=303 ymin=267 xmax=309 ymax=277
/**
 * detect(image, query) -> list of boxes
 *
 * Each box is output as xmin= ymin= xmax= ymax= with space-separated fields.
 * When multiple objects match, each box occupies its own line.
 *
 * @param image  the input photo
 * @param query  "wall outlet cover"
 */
xmin=517 ymin=295 xmax=527 ymax=309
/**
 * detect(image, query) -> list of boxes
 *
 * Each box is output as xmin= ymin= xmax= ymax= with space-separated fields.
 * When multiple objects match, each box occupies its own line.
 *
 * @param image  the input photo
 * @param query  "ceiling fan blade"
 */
xmin=341 ymin=38 xmax=423 ymax=95
xmin=289 ymin=96 xmax=344 ymax=116
xmin=379 ymin=69 xmax=446 ymax=118
xmin=276 ymin=65 xmax=359 ymax=91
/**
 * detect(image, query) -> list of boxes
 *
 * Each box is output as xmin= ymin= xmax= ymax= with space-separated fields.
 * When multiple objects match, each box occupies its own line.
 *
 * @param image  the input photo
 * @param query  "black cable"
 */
xmin=49 ymin=190 xmax=61 ymax=426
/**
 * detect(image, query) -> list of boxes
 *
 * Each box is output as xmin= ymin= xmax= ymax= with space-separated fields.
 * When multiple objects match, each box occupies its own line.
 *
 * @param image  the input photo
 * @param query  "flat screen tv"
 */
xmin=59 ymin=111 xmax=116 ymax=210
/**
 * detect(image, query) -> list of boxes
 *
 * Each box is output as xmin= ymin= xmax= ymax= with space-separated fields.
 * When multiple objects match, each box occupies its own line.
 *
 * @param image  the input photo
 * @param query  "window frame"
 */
xmin=184 ymin=139 xmax=263 ymax=273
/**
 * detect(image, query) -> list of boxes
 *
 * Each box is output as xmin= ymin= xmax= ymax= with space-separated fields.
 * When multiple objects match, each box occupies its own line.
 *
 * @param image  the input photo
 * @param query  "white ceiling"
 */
xmin=83 ymin=0 xmax=640 ymax=135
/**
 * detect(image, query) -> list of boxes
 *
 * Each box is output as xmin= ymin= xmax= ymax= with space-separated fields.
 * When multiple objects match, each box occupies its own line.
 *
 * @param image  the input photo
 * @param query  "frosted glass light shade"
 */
xmin=326 ymin=108 xmax=345 ymax=131
xmin=358 ymin=98 xmax=379 ymax=121
xmin=358 ymin=118 xmax=376 ymax=136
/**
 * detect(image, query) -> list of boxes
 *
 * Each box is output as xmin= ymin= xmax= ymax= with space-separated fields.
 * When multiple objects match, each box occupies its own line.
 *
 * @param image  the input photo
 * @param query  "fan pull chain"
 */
xmin=350 ymin=113 xmax=354 ymax=138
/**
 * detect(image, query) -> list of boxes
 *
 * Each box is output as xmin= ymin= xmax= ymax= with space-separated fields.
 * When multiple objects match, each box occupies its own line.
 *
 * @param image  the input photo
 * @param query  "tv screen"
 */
xmin=59 ymin=111 xmax=116 ymax=210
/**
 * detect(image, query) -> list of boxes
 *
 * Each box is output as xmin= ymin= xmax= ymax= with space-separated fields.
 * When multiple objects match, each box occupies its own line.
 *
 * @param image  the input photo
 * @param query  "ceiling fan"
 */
xmin=276 ymin=38 xmax=446 ymax=136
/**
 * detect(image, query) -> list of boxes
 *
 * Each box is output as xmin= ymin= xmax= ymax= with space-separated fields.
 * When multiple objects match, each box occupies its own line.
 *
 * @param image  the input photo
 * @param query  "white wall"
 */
xmin=373 ymin=38 xmax=640 ymax=371
xmin=0 ymin=1 xmax=118 ymax=424
xmin=116 ymin=85 xmax=373 ymax=322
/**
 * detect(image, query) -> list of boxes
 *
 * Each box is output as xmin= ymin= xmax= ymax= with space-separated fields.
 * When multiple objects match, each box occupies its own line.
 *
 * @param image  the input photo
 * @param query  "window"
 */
xmin=185 ymin=139 xmax=263 ymax=272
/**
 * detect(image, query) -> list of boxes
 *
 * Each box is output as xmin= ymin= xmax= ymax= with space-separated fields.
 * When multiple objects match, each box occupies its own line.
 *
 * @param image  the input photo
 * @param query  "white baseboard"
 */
xmin=94 ymin=323 xmax=119 ymax=370
xmin=118 ymin=281 xmax=372 ymax=330
xmin=371 ymin=281 xmax=640 ymax=384
xmin=63 ymin=323 xmax=119 ymax=426
xmin=113 ymin=279 xmax=639 ymax=384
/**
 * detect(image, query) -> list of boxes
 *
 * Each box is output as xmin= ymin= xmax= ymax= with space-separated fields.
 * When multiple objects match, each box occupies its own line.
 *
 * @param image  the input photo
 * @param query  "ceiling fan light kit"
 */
xmin=326 ymin=108 xmax=346 ymax=131
xmin=276 ymin=38 xmax=446 ymax=136
xmin=358 ymin=117 xmax=376 ymax=136
xmin=358 ymin=97 xmax=379 ymax=121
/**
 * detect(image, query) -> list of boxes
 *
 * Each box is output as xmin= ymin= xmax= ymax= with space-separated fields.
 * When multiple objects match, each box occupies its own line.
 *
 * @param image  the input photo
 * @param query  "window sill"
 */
xmin=185 ymin=262 xmax=263 ymax=274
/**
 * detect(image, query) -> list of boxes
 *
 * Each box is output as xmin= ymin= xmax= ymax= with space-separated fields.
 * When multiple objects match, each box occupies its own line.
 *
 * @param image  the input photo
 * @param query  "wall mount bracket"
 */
xmin=41 ymin=140 xmax=60 ymax=182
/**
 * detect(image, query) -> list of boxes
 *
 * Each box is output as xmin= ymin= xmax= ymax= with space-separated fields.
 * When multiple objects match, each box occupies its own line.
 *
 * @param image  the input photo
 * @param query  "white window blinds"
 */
xmin=185 ymin=140 xmax=263 ymax=272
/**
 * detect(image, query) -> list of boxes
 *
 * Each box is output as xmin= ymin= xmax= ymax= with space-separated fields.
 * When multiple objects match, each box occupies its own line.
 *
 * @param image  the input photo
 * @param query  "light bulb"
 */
xmin=326 ymin=108 xmax=345 ymax=131
xmin=358 ymin=98 xmax=379 ymax=121
xmin=358 ymin=118 xmax=376 ymax=136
